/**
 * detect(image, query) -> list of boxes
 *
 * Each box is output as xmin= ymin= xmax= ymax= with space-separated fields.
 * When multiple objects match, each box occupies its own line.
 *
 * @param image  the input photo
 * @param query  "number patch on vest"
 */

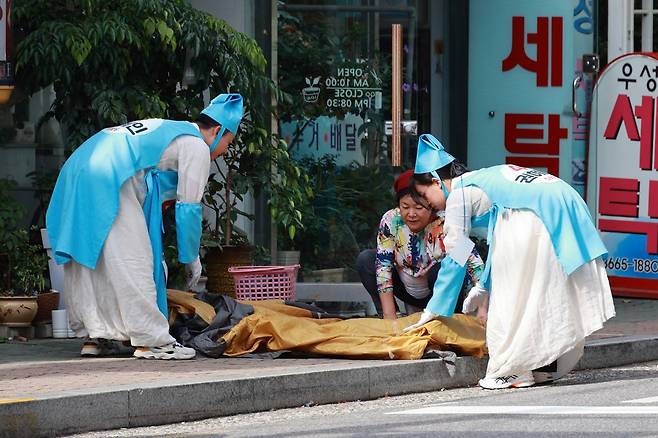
xmin=502 ymin=164 xmax=559 ymax=184
xmin=103 ymin=119 xmax=163 ymax=136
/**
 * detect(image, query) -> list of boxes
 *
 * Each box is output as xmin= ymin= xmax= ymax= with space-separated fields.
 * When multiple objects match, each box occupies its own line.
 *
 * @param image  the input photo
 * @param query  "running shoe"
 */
xmin=133 ymin=342 xmax=196 ymax=360
xmin=478 ymin=371 xmax=535 ymax=389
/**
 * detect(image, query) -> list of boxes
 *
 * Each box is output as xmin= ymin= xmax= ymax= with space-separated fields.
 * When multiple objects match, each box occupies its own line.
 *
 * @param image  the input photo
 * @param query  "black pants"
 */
xmin=356 ymin=249 xmax=466 ymax=316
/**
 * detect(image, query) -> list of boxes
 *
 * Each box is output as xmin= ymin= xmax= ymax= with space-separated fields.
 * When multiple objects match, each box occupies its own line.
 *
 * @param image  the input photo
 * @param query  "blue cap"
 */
xmin=414 ymin=134 xmax=455 ymax=174
xmin=201 ymin=93 xmax=244 ymax=134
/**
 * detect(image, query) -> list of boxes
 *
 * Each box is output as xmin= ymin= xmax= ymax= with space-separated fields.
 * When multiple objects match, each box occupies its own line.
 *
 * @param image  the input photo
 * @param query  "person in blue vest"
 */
xmin=46 ymin=94 xmax=244 ymax=360
xmin=403 ymin=134 xmax=616 ymax=389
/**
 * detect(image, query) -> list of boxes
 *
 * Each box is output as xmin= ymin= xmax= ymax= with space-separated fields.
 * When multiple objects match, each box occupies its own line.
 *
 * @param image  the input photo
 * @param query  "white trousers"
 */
xmin=485 ymin=209 xmax=616 ymax=378
xmin=63 ymin=176 xmax=175 ymax=347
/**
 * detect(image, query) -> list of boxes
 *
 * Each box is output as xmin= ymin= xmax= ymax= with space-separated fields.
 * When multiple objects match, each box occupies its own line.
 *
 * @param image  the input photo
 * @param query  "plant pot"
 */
xmin=0 ymin=85 xmax=15 ymax=105
xmin=0 ymin=296 xmax=38 ymax=327
xmin=34 ymin=291 xmax=60 ymax=323
xmin=204 ymin=245 xmax=254 ymax=298
xmin=278 ymin=250 xmax=301 ymax=266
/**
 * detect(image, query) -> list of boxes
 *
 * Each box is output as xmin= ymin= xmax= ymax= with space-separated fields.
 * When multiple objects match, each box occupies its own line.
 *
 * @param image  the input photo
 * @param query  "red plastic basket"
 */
xmin=228 ymin=265 xmax=300 ymax=301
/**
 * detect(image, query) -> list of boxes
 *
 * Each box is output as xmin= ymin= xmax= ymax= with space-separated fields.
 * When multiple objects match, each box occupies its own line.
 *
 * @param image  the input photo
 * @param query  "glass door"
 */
xmin=276 ymin=0 xmax=429 ymax=282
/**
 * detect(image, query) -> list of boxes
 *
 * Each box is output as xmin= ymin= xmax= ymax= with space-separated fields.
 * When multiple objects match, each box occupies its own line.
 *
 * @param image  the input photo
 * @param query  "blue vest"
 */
xmin=456 ymin=165 xmax=607 ymax=277
xmin=46 ymin=119 xmax=204 ymax=269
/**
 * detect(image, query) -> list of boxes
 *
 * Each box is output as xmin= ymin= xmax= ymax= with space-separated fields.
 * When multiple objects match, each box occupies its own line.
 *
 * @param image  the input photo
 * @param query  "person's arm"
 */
xmin=379 ymin=291 xmax=397 ymax=320
xmin=405 ymin=185 xmax=496 ymax=331
xmin=159 ymin=136 xmax=210 ymax=289
xmin=404 ymin=187 xmax=476 ymax=332
xmin=173 ymin=136 xmax=211 ymax=204
xmin=376 ymin=210 xmax=399 ymax=320
xmin=172 ymin=137 xmax=210 ymax=264
xmin=423 ymin=185 xmax=476 ymax=317
xmin=461 ymin=187 xmax=491 ymax=320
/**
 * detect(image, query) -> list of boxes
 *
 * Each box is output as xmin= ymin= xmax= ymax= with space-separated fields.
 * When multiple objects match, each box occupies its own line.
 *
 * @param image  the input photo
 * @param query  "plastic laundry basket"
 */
xmin=228 ymin=265 xmax=300 ymax=301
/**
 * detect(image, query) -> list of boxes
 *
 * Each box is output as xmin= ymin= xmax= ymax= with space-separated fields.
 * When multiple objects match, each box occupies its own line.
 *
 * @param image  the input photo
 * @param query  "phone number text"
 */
xmin=605 ymin=257 xmax=658 ymax=273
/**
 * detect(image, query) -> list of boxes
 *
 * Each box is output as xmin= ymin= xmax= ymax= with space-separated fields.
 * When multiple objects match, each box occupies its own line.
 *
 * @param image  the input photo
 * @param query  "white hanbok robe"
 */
xmin=64 ymin=132 xmax=210 ymax=347
xmin=445 ymin=174 xmax=616 ymax=378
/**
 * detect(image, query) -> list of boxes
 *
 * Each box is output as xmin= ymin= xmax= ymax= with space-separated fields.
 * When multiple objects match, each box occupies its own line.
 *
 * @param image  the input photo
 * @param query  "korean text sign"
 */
xmin=468 ymin=0 xmax=593 ymax=195
xmin=589 ymin=53 xmax=658 ymax=296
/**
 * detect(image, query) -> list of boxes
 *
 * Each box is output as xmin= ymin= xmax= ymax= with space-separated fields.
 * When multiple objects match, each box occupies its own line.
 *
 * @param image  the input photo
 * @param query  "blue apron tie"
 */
xmin=143 ymin=170 xmax=168 ymax=318
xmin=480 ymin=204 xmax=499 ymax=291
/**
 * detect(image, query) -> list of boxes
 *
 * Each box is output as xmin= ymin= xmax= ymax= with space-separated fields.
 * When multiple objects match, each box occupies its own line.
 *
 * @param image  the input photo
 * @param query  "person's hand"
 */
xmin=475 ymin=293 xmax=489 ymax=323
xmin=185 ymin=257 xmax=202 ymax=290
xmin=462 ymin=284 xmax=489 ymax=322
xmin=462 ymin=284 xmax=488 ymax=313
xmin=403 ymin=308 xmax=439 ymax=333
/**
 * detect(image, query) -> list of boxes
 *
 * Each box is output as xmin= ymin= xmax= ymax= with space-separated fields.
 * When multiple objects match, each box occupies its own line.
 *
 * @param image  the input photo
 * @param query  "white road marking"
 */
xmin=622 ymin=396 xmax=658 ymax=404
xmin=387 ymin=405 xmax=658 ymax=415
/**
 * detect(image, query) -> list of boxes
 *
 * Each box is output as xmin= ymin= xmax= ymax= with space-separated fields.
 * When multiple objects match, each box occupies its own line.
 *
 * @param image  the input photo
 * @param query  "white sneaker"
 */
xmin=133 ymin=342 xmax=196 ymax=360
xmin=80 ymin=338 xmax=121 ymax=357
xmin=479 ymin=371 xmax=535 ymax=389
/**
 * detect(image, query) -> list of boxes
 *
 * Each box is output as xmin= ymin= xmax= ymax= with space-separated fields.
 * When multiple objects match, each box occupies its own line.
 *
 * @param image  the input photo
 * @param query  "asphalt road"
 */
xmin=68 ymin=360 xmax=658 ymax=438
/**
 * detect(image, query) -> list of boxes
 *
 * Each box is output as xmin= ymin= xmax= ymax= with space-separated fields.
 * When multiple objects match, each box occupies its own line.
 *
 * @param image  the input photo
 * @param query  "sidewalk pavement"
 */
xmin=2 ymin=297 xmax=658 ymax=438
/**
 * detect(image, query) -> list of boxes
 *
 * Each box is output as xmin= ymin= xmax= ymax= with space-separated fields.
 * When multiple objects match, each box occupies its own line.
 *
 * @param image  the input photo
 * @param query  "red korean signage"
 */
xmin=589 ymin=53 xmax=658 ymax=298
xmin=502 ymin=16 xmax=568 ymax=176
xmin=469 ymin=1 xmax=592 ymax=197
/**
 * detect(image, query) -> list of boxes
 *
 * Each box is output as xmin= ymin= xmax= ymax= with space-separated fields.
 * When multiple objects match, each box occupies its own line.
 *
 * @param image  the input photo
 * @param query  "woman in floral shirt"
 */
xmin=356 ymin=170 xmax=484 ymax=320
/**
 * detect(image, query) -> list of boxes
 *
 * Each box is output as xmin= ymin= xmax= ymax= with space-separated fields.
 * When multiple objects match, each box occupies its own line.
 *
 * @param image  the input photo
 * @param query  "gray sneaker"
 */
xmin=133 ymin=342 xmax=196 ymax=360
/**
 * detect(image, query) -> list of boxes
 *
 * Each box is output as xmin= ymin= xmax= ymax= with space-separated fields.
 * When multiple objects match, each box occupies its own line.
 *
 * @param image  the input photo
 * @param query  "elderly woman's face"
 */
xmin=399 ymin=193 xmax=432 ymax=233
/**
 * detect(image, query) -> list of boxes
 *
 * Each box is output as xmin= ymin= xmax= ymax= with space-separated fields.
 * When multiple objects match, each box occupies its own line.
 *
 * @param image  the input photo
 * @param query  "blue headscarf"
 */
xmin=201 ymin=93 xmax=244 ymax=153
xmin=414 ymin=134 xmax=456 ymax=198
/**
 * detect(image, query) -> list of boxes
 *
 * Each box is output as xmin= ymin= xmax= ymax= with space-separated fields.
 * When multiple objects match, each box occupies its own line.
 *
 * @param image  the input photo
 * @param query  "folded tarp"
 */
xmin=167 ymin=289 xmax=254 ymax=357
xmin=167 ymin=290 xmax=486 ymax=360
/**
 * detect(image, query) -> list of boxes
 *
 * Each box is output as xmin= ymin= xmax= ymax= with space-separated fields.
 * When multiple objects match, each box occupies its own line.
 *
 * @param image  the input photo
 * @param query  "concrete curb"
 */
xmin=577 ymin=335 xmax=658 ymax=370
xmin=2 ymin=335 xmax=657 ymax=438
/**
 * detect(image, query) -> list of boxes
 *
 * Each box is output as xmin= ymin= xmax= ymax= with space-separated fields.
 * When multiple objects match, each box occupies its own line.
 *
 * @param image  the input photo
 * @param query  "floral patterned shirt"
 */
xmin=375 ymin=208 xmax=484 ymax=294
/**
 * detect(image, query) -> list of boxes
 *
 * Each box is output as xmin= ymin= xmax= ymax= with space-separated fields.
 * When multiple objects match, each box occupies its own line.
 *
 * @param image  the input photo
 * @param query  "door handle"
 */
xmin=572 ymin=75 xmax=582 ymax=118
xmin=385 ymin=120 xmax=417 ymax=136
xmin=392 ymin=24 xmax=403 ymax=166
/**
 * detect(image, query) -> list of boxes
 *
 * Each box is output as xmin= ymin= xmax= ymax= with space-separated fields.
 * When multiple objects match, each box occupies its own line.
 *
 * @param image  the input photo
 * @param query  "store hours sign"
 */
xmin=301 ymin=61 xmax=382 ymax=111
xmin=588 ymin=53 xmax=658 ymax=298
xmin=285 ymin=60 xmax=382 ymax=166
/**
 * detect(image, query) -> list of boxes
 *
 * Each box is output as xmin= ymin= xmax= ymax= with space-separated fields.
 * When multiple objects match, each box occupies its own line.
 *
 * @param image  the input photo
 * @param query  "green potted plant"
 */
xmin=0 ymin=228 xmax=48 ymax=327
xmin=11 ymin=229 xmax=48 ymax=294
xmin=0 ymin=178 xmax=23 ymax=290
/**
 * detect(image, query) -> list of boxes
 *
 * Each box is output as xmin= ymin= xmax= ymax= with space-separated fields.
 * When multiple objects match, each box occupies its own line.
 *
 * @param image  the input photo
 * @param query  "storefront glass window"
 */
xmin=276 ymin=0 xmax=430 ymax=283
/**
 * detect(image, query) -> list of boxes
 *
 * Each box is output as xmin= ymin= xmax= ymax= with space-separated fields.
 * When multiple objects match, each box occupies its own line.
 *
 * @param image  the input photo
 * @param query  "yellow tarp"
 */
xmin=167 ymin=290 xmax=487 ymax=360
xmin=168 ymin=289 xmax=216 ymax=325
